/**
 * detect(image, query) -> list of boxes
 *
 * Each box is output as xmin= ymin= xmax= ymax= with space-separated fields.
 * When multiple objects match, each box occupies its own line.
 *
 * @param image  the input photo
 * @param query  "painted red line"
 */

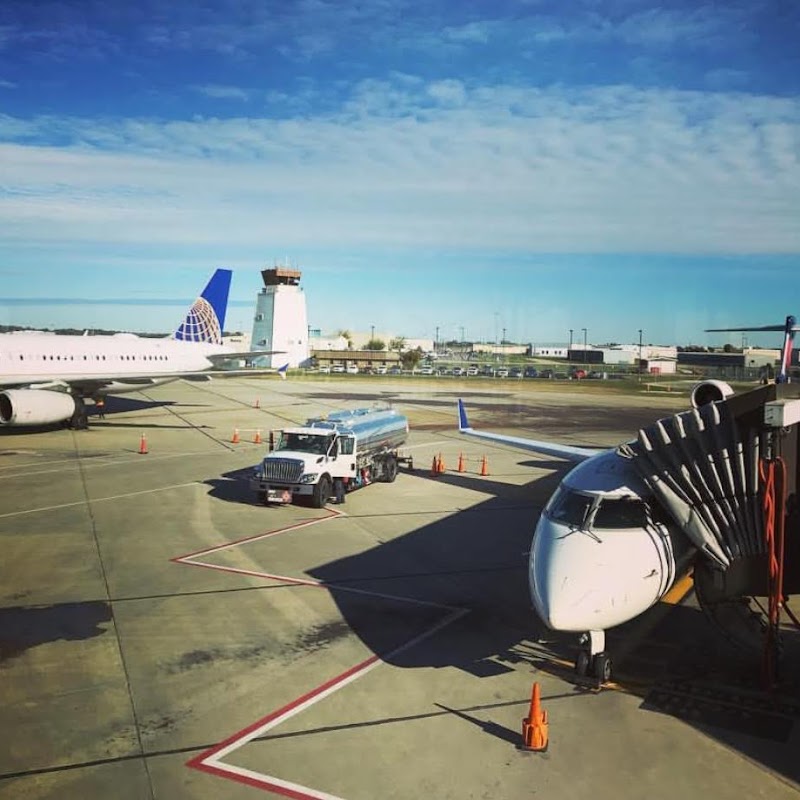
xmin=180 ymin=561 xmax=324 ymax=586
xmin=176 ymin=504 xmax=468 ymax=797
xmin=189 ymin=760 xmax=316 ymax=800
xmin=170 ymin=507 xmax=342 ymax=563
xmin=190 ymin=654 xmax=381 ymax=766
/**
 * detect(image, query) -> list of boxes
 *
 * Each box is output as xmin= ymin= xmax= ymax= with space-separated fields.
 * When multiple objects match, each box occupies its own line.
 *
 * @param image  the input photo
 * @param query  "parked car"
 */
xmin=331 ymin=364 xmax=345 ymax=373
xmin=523 ymin=367 xmax=538 ymax=378
xmin=509 ymin=367 xmax=522 ymax=378
xmin=346 ymin=364 xmax=359 ymax=374
xmin=539 ymin=369 xmax=553 ymax=379
xmin=417 ymin=366 xmax=434 ymax=375
xmin=318 ymin=365 xmax=331 ymax=374
xmin=375 ymin=365 xmax=388 ymax=375
xmin=466 ymin=366 xmax=479 ymax=376
xmin=389 ymin=366 xmax=402 ymax=375
xmin=571 ymin=368 xmax=586 ymax=379
xmin=495 ymin=367 xmax=509 ymax=378
xmin=360 ymin=366 xmax=374 ymax=374
xmin=452 ymin=366 xmax=465 ymax=376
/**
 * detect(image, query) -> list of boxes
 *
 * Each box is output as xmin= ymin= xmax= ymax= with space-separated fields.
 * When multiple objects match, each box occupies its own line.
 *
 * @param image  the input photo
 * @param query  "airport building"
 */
xmin=250 ymin=267 xmax=309 ymax=368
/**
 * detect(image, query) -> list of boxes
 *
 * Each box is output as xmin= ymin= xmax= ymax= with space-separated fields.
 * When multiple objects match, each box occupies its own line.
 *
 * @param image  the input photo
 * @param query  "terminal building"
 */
xmin=250 ymin=267 xmax=309 ymax=368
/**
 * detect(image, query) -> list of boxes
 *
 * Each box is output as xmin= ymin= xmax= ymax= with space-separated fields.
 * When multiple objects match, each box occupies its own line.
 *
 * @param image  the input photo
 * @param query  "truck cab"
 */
xmin=250 ymin=406 xmax=409 ymax=508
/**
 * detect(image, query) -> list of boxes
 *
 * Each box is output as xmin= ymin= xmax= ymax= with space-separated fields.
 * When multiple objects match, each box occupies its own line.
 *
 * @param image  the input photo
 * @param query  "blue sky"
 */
xmin=0 ymin=1 xmax=798 ymax=347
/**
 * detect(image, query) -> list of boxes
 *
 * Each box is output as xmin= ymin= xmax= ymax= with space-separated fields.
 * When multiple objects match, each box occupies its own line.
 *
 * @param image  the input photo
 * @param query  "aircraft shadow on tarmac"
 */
xmin=302 ymin=463 xmax=800 ymax=784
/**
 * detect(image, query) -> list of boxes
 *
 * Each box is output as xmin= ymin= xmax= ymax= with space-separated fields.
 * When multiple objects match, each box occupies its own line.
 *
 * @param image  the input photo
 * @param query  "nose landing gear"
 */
xmin=575 ymin=630 xmax=612 ymax=682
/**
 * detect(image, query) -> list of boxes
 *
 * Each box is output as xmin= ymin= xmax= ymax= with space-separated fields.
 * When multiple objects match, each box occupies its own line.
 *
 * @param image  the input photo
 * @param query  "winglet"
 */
xmin=457 ymin=399 xmax=471 ymax=432
xmin=778 ymin=314 xmax=797 ymax=383
xmin=278 ymin=363 xmax=289 ymax=381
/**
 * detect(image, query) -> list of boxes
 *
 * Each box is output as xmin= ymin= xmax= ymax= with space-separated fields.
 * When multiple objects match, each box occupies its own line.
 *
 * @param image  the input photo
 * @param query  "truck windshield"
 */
xmin=277 ymin=432 xmax=331 ymax=455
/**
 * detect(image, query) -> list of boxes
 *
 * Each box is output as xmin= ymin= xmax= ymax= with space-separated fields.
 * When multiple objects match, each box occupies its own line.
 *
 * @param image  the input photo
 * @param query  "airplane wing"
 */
xmin=0 ymin=364 xmax=289 ymax=393
xmin=206 ymin=349 xmax=283 ymax=364
xmin=457 ymin=399 xmax=599 ymax=463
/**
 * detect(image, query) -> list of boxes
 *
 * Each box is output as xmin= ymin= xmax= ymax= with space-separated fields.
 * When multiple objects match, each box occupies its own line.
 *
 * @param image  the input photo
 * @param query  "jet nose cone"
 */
xmin=529 ymin=518 xmax=663 ymax=632
xmin=529 ymin=525 xmax=605 ymax=631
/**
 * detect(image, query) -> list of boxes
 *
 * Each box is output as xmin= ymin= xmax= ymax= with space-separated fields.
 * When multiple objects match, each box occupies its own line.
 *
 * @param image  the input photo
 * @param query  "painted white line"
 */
xmin=0 ymin=446 xmax=263 ymax=479
xmin=0 ymin=481 xmax=200 ymax=519
xmin=177 ymin=510 xmax=469 ymax=797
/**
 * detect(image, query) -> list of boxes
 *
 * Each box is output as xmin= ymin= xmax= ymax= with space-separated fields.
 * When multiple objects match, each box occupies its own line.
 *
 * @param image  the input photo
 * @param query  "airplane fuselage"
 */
xmin=529 ymin=450 xmax=693 ymax=635
xmin=0 ymin=331 xmax=228 ymax=394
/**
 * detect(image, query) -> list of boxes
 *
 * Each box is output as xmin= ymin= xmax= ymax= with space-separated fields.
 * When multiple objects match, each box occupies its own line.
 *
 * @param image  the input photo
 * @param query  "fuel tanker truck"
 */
xmin=250 ymin=406 xmax=411 ymax=507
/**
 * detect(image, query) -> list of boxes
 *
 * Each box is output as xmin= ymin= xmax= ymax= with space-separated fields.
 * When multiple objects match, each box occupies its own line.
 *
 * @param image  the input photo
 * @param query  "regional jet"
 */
xmin=0 ymin=269 xmax=286 ymax=429
xmin=458 ymin=368 xmax=797 ymax=682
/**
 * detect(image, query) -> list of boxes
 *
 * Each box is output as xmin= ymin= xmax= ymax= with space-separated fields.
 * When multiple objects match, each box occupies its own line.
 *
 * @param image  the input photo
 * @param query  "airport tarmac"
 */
xmin=0 ymin=376 xmax=798 ymax=799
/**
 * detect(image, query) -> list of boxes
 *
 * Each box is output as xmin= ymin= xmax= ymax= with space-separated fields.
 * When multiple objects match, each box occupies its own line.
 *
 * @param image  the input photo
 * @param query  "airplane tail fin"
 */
xmin=278 ymin=363 xmax=289 ymax=381
xmin=173 ymin=268 xmax=232 ymax=345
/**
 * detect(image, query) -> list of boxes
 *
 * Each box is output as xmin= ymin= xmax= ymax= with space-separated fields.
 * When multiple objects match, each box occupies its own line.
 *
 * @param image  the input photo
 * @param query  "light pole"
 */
xmin=435 ymin=326 xmax=439 ymax=353
xmin=569 ymin=329 xmax=573 ymax=363
xmin=581 ymin=328 xmax=587 ymax=367
xmin=371 ymin=324 xmax=375 ymax=343
xmin=638 ymin=329 xmax=643 ymax=381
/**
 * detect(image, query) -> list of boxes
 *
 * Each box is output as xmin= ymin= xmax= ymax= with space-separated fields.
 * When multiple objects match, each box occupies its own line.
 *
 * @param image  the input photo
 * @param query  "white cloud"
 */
xmin=0 ymin=81 xmax=798 ymax=260
xmin=427 ymin=79 xmax=467 ymax=107
xmin=191 ymin=84 xmax=251 ymax=101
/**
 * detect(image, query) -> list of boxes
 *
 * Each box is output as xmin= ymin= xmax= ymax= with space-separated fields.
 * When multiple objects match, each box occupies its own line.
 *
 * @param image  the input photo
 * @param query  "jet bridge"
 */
xmin=619 ymin=383 xmax=800 ymax=679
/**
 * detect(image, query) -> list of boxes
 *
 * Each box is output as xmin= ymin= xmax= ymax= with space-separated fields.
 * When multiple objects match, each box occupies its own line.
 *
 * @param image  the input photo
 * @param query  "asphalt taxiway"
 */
xmin=0 ymin=376 xmax=798 ymax=799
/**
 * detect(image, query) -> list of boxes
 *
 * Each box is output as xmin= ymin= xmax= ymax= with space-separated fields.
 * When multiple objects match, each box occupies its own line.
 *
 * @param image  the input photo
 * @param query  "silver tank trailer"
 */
xmin=308 ymin=407 xmax=408 ymax=456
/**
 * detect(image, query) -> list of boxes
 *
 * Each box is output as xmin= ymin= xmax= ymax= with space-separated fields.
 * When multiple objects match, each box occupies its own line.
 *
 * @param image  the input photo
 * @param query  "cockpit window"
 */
xmin=592 ymin=497 xmax=649 ymax=529
xmin=545 ymin=487 xmax=593 ymax=527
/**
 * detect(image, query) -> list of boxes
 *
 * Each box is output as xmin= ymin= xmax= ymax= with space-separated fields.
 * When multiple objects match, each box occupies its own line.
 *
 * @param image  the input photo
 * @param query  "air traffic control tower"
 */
xmin=250 ymin=267 xmax=309 ymax=368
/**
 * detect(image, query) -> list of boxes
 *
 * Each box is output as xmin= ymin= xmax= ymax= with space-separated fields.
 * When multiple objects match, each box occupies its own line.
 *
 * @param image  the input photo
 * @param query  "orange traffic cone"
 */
xmin=457 ymin=452 xmax=465 ymax=473
xmin=254 ymin=429 xmax=262 ymax=444
xmin=430 ymin=455 xmax=440 ymax=477
xmin=232 ymin=428 xmax=240 ymax=444
xmin=437 ymin=452 xmax=446 ymax=473
xmin=480 ymin=455 xmax=489 ymax=476
xmin=138 ymin=433 xmax=148 ymax=455
xmin=521 ymin=682 xmax=549 ymax=751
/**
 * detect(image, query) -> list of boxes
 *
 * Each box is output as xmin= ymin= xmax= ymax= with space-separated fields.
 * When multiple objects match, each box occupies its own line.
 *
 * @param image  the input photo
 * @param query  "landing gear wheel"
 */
xmin=575 ymin=650 xmax=590 ymax=677
xmin=592 ymin=653 xmax=612 ymax=683
xmin=312 ymin=476 xmax=332 ymax=509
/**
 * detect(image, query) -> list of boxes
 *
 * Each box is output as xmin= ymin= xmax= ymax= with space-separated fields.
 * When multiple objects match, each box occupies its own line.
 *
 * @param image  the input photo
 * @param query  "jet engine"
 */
xmin=0 ymin=389 xmax=77 ymax=426
xmin=690 ymin=379 xmax=733 ymax=409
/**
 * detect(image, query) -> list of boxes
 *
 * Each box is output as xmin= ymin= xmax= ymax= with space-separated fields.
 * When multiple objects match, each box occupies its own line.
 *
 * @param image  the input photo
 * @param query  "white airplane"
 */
xmin=457 ymin=381 xmax=744 ymax=682
xmin=0 ymin=268 xmax=286 ymax=429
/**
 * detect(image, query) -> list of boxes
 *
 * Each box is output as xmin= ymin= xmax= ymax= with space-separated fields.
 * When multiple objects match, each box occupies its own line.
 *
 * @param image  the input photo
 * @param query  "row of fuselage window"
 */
xmin=9 ymin=353 xmax=173 ymax=361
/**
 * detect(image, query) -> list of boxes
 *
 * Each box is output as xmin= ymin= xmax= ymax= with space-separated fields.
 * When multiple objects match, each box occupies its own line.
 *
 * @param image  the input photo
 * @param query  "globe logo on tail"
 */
xmin=175 ymin=297 xmax=223 ymax=344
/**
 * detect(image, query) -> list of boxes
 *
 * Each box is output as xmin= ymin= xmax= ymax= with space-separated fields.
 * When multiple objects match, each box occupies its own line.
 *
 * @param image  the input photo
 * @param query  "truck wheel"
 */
xmin=312 ymin=475 xmax=331 ymax=508
xmin=383 ymin=455 xmax=398 ymax=483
